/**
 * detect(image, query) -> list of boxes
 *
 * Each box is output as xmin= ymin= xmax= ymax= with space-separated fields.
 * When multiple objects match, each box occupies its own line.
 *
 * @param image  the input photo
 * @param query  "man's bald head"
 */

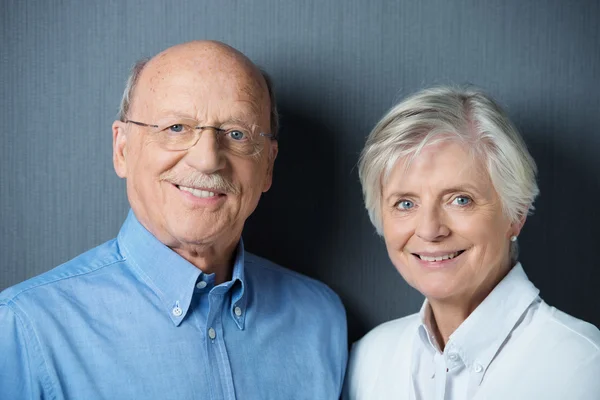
xmin=118 ymin=40 xmax=278 ymax=136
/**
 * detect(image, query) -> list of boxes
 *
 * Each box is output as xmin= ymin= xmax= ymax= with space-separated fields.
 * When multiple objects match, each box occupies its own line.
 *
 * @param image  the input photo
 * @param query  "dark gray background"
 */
xmin=1 ymin=0 xmax=599 ymax=343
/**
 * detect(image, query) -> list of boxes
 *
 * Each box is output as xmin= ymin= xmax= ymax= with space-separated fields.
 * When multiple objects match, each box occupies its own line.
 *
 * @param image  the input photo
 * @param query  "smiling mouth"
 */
xmin=412 ymin=250 xmax=466 ymax=262
xmin=176 ymin=185 xmax=225 ymax=199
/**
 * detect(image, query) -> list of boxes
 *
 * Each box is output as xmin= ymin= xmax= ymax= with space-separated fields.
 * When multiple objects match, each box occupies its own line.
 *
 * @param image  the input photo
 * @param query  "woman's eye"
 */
xmin=397 ymin=200 xmax=415 ymax=210
xmin=168 ymin=124 xmax=185 ymax=133
xmin=227 ymin=130 xmax=246 ymax=141
xmin=452 ymin=196 xmax=472 ymax=206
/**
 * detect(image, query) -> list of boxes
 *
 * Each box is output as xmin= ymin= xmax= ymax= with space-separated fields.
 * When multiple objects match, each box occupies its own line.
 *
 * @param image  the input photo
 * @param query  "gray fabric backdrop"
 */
xmin=1 ymin=0 xmax=599 ymax=343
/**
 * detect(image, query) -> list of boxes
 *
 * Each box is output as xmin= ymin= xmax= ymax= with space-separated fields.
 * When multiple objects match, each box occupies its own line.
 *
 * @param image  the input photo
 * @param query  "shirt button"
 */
xmin=208 ymin=327 xmax=216 ymax=340
xmin=172 ymin=306 xmax=183 ymax=317
xmin=196 ymin=280 xmax=207 ymax=289
xmin=234 ymin=306 xmax=243 ymax=317
xmin=474 ymin=364 xmax=484 ymax=373
xmin=448 ymin=353 xmax=458 ymax=361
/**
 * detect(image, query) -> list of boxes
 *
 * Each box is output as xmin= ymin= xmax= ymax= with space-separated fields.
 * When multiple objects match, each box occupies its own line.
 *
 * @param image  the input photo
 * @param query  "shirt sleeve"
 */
xmin=0 ymin=302 xmax=44 ymax=400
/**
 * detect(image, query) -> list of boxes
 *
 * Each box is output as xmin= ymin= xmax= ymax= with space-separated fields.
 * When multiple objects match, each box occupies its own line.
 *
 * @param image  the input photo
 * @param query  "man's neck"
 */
xmin=171 ymin=239 xmax=239 ymax=285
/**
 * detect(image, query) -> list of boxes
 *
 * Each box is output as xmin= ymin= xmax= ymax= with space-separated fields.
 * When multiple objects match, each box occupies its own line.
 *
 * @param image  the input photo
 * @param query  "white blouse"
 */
xmin=344 ymin=264 xmax=600 ymax=400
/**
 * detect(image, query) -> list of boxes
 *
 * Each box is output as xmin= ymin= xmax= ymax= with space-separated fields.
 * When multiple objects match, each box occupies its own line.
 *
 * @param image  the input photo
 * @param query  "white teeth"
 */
xmin=179 ymin=186 xmax=217 ymax=198
xmin=418 ymin=251 xmax=460 ymax=262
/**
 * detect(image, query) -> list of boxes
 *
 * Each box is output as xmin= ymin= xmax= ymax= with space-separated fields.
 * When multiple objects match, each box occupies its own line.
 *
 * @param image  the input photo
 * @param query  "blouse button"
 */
xmin=474 ymin=364 xmax=484 ymax=373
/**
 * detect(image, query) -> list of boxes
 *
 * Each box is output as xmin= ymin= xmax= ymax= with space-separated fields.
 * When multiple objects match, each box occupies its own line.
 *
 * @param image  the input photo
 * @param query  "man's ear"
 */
xmin=262 ymin=140 xmax=278 ymax=193
xmin=112 ymin=120 xmax=129 ymax=178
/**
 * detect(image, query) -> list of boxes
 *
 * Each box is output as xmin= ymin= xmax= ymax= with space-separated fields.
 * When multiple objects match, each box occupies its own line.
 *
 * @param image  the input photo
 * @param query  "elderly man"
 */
xmin=0 ymin=41 xmax=347 ymax=399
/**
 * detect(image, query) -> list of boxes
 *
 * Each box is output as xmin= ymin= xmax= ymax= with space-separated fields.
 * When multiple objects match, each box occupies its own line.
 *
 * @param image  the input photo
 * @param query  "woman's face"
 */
xmin=381 ymin=140 xmax=522 ymax=306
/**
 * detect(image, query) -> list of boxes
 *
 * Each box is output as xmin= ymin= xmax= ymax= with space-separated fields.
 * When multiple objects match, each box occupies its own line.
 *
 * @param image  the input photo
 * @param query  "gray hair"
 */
xmin=358 ymin=86 xmax=539 ymax=261
xmin=117 ymin=58 xmax=149 ymax=123
xmin=117 ymin=59 xmax=279 ymax=138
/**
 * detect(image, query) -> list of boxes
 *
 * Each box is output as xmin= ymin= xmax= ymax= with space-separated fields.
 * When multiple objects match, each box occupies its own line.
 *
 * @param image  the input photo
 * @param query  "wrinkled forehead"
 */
xmin=133 ymin=53 xmax=269 ymax=123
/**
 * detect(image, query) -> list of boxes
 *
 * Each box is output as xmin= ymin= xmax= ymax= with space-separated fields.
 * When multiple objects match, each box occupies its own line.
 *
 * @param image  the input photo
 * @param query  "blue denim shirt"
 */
xmin=0 ymin=211 xmax=348 ymax=399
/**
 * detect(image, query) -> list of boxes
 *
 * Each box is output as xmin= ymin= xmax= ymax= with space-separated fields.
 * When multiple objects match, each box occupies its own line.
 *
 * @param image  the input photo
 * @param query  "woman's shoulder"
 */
xmin=349 ymin=314 xmax=420 ymax=366
xmin=493 ymin=301 xmax=600 ymax=396
xmin=343 ymin=314 xmax=420 ymax=399
xmin=539 ymin=302 xmax=600 ymax=352
xmin=355 ymin=313 xmax=421 ymax=351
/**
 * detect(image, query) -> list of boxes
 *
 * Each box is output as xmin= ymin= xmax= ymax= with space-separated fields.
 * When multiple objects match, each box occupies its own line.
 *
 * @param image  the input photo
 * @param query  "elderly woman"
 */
xmin=344 ymin=86 xmax=600 ymax=399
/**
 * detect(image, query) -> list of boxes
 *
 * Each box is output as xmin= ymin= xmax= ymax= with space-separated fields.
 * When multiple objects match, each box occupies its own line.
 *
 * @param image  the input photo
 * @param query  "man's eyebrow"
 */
xmin=222 ymin=116 xmax=259 ymax=127
xmin=154 ymin=111 xmax=196 ymax=120
xmin=153 ymin=112 xmax=257 ymax=124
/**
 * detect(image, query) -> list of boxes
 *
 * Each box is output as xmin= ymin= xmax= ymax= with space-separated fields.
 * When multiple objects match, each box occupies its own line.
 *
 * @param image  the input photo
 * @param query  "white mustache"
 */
xmin=160 ymin=170 xmax=240 ymax=195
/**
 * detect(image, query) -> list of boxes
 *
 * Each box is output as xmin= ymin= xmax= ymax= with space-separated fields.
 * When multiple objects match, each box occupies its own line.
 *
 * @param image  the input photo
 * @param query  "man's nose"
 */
xmin=183 ymin=129 xmax=226 ymax=174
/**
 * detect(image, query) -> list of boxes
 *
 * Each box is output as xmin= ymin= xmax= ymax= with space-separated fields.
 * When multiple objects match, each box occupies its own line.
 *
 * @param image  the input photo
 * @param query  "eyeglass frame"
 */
xmin=123 ymin=118 xmax=277 ymax=152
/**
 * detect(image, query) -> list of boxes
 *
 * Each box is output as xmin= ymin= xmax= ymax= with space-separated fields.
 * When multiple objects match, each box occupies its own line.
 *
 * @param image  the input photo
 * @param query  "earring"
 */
xmin=510 ymin=235 xmax=517 ymax=242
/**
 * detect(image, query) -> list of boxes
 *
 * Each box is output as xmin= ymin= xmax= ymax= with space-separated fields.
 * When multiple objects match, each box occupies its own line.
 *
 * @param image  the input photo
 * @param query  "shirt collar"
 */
xmin=417 ymin=263 xmax=540 ymax=381
xmin=117 ymin=210 xmax=248 ymax=328
xmin=209 ymin=239 xmax=248 ymax=330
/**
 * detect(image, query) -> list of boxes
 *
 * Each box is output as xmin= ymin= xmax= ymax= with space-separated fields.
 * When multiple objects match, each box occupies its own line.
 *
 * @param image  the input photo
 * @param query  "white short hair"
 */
xmin=358 ymin=86 xmax=539 ymax=255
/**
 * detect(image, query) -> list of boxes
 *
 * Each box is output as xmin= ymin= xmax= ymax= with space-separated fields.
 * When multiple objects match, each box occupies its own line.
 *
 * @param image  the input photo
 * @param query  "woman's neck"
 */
xmin=427 ymin=264 xmax=513 ymax=351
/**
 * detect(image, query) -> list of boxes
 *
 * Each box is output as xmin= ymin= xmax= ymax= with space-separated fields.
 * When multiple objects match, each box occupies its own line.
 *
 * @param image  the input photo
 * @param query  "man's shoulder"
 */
xmin=0 ymin=239 xmax=124 ymax=305
xmin=244 ymin=252 xmax=344 ymax=311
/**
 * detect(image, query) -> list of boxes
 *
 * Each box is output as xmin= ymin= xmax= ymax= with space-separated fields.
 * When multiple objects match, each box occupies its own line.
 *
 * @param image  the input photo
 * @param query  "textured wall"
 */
xmin=1 ymin=0 xmax=599 ymax=343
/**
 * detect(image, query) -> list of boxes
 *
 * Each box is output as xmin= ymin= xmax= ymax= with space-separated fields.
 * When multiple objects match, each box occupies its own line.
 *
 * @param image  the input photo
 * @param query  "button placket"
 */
xmin=196 ymin=280 xmax=207 ymax=289
xmin=208 ymin=327 xmax=216 ymax=340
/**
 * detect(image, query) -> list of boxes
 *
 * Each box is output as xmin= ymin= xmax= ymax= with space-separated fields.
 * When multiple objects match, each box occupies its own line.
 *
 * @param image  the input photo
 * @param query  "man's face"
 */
xmin=112 ymin=48 xmax=277 ymax=250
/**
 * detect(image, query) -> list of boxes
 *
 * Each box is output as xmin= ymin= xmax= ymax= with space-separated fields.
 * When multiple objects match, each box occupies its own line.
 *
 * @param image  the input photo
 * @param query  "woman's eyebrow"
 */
xmin=384 ymin=185 xmax=487 ymax=202
xmin=439 ymin=184 xmax=486 ymax=197
xmin=384 ymin=191 xmax=419 ymax=203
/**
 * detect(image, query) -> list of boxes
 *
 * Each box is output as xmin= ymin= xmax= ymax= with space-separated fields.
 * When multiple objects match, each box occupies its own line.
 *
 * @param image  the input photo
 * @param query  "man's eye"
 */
xmin=227 ymin=130 xmax=246 ymax=141
xmin=397 ymin=200 xmax=415 ymax=210
xmin=451 ymin=196 xmax=472 ymax=206
xmin=169 ymin=125 xmax=183 ymax=133
xmin=168 ymin=124 xmax=185 ymax=133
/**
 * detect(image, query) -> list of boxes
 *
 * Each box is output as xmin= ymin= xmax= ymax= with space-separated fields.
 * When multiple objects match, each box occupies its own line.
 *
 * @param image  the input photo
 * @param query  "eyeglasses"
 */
xmin=124 ymin=118 xmax=276 ymax=156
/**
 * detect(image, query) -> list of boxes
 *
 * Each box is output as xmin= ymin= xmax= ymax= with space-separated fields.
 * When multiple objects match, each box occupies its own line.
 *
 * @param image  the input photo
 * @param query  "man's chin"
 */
xmin=167 ymin=223 xmax=224 ymax=245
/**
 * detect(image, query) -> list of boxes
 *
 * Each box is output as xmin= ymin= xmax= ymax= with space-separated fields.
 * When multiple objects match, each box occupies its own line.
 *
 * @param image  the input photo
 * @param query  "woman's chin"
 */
xmin=412 ymin=279 xmax=464 ymax=302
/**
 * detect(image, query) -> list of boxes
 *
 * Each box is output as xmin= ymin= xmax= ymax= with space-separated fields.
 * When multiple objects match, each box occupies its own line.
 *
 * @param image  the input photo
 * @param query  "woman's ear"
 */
xmin=510 ymin=213 xmax=528 ymax=238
